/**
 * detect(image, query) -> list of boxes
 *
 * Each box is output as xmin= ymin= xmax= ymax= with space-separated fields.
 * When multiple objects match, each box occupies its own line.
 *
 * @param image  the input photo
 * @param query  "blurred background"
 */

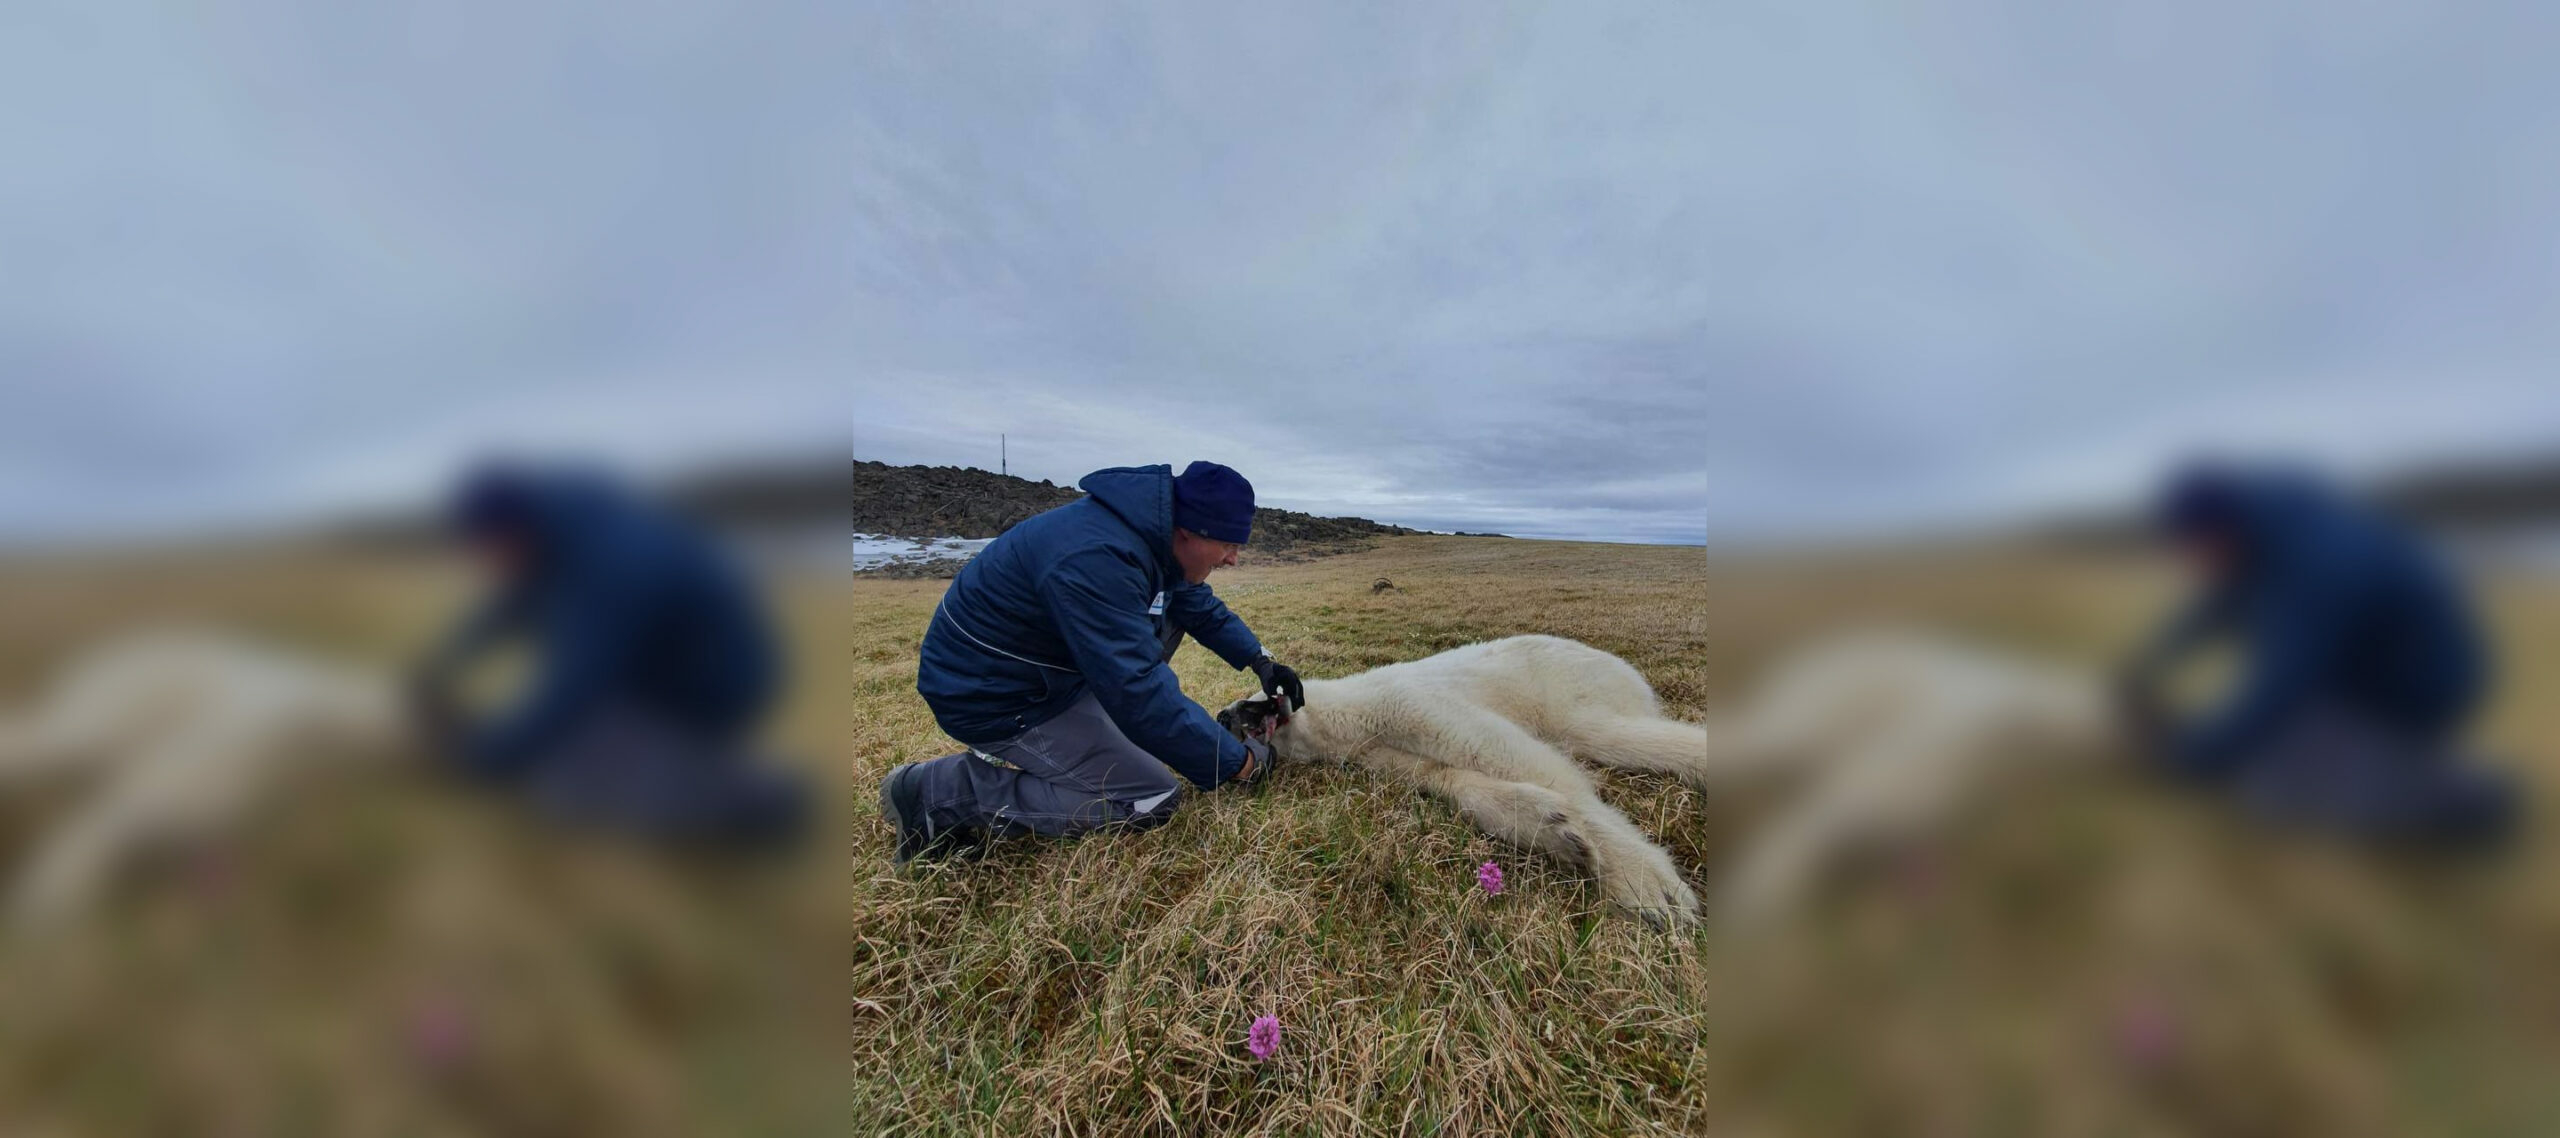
xmin=5 ymin=0 xmax=2557 ymax=1135
xmin=6 ymin=3 xmax=2558 ymax=554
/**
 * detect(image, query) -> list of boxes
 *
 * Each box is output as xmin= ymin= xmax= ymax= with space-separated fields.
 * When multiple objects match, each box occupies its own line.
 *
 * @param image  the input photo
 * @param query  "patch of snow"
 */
xmin=852 ymin=533 xmax=995 ymax=571
xmin=2443 ymin=526 xmax=2560 ymax=576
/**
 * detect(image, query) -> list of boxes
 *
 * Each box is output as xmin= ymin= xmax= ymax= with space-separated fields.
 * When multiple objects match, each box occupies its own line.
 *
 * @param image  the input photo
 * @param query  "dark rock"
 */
xmin=858 ymin=557 xmax=973 ymax=580
xmin=850 ymin=461 xmax=1413 ymax=558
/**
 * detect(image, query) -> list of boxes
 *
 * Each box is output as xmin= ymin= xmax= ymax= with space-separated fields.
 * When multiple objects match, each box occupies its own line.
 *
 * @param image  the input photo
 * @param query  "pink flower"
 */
xmin=2108 ymin=988 xmax=2181 ymax=1074
xmin=404 ymin=991 xmax=474 ymax=1074
xmin=186 ymin=843 xmax=237 ymax=901
xmin=1891 ymin=844 xmax=1943 ymax=904
xmin=1246 ymin=1014 xmax=1281 ymax=1061
xmin=1477 ymin=861 xmax=1504 ymax=895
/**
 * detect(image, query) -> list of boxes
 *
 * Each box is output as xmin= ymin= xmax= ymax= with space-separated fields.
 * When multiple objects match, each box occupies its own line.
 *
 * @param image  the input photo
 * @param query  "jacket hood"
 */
xmin=452 ymin=466 xmax=631 ymax=577
xmin=2161 ymin=465 xmax=2330 ymax=543
xmin=2160 ymin=466 xmax=2357 ymax=588
xmin=1078 ymin=465 xmax=1178 ymax=570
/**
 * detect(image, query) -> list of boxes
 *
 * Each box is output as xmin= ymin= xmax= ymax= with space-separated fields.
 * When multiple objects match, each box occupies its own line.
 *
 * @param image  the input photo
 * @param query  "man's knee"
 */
xmin=1117 ymin=784 xmax=1184 ymax=832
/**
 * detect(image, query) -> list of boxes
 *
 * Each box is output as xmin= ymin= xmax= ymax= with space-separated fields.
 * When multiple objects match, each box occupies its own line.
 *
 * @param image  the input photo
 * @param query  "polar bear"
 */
xmin=1700 ymin=629 xmax=2120 ymax=931
xmin=1219 ymin=635 xmax=1710 ymax=928
xmin=0 ymin=629 xmax=406 ymax=931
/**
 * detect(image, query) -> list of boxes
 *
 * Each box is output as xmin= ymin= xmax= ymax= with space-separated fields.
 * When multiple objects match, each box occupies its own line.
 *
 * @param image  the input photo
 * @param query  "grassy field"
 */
xmin=1696 ymin=543 xmax=2560 ymax=1138
xmin=1689 ymin=542 xmax=2560 ymax=1135
xmin=0 ymin=548 xmax=845 ymax=1138
xmin=852 ymin=537 xmax=1714 ymax=1135
xmin=854 ymin=534 xmax=2560 ymax=1137
xmin=6 ymin=534 xmax=2554 ymax=1136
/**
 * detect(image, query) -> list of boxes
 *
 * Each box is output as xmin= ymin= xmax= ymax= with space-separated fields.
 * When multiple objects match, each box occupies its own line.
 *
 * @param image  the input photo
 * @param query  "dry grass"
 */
xmin=0 ymin=548 xmax=846 ymax=1138
xmin=1697 ymin=545 xmax=2560 ymax=1138
xmin=856 ymin=535 xmax=2560 ymax=1137
xmin=851 ymin=537 xmax=1714 ymax=1136
xmin=10 ymin=534 xmax=2556 ymax=1136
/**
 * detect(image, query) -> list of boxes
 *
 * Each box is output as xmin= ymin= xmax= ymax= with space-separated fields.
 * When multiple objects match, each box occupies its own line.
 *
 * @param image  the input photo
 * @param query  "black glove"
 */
xmin=404 ymin=666 xmax=465 ymax=753
xmin=2110 ymin=666 xmax=2170 ymax=755
xmin=1230 ymin=734 xmax=1277 ymax=786
xmin=1249 ymin=655 xmax=1305 ymax=712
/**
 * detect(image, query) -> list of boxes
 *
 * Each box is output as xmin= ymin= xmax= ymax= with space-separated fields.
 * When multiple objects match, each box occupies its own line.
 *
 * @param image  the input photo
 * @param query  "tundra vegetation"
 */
xmin=1 ymin=533 xmax=2551 ymax=1136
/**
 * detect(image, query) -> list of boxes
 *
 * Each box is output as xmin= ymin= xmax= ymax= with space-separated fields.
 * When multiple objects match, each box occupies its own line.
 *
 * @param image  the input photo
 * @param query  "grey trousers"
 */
xmin=2232 ymin=704 xmax=2518 ymax=844
xmin=905 ymin=689 xmax=1189 ymax=838
xmin=523 ymin=705 xmax=811 ymax=844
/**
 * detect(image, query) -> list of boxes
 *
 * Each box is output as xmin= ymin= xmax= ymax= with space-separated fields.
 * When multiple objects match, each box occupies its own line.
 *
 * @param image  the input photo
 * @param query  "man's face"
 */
xmin=1173 ymin=528 xmax=1242 ymax=584
xmin=2174 ymin=531 xmax=2235 ymax=582
xmin=467 ymin=531 xmax=530 ymax=581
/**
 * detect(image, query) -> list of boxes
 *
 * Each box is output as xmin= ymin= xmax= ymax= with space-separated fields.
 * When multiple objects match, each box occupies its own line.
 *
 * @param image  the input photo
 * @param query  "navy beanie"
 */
xmin=450 ymin=463 xmax=539 ymax=538
xmin=1172 ymin=461 xmax=1256 ymax=544
xmin=2155 ymin=462 xmax=2246 ymax=539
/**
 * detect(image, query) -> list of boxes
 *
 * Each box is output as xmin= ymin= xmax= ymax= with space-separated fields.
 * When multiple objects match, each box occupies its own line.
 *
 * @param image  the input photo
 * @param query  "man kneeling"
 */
xmin=415 ymin=463 xmax=810 ymax=846
xmin=879 ymin=462 xmax=1305 ymax=864
xmin=2120 ymin=462 xmax=2519 ymax=846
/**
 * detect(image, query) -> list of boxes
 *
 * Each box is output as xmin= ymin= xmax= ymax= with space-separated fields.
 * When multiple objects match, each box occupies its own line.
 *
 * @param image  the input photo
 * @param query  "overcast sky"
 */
xmin=6 ymin=2 xmax=2556 ymax=546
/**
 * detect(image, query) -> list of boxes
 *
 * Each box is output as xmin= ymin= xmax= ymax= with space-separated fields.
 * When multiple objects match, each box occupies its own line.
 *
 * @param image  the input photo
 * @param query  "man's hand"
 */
xmin=2110 ymin=666 xmax=2171 ymax=758
xmin=1249 ymin=655 xmax=1304 ymax=711
xmin=1229 ymin=734 xmax=1277 ymax=786
xmin=405 ymin=667 xmax=464 ymax=754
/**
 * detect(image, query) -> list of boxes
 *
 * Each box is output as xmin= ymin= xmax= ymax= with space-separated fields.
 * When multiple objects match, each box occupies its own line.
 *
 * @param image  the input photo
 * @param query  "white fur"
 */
xmin=1701 ymin=628 xmax=2116 ymax=931
xmin=1239 ymin=635 xmax=1710 ymax=927
xmin=0 ymin=629 xmax=404 ymax=932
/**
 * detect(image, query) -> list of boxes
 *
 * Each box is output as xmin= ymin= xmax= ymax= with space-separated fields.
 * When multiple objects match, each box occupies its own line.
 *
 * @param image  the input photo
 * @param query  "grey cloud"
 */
xmin=4 ymin=1 xmax=2556 ymax=545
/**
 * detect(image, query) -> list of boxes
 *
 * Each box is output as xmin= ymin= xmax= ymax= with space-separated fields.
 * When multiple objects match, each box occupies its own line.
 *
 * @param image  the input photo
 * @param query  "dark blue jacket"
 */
xmin=431 ymin=471 xmax=781 ymax=778
xmin=915 ymin=465 xmax=1266 ymax=789
xmin=2134 ymin=470 xmax=2487 ymax=778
